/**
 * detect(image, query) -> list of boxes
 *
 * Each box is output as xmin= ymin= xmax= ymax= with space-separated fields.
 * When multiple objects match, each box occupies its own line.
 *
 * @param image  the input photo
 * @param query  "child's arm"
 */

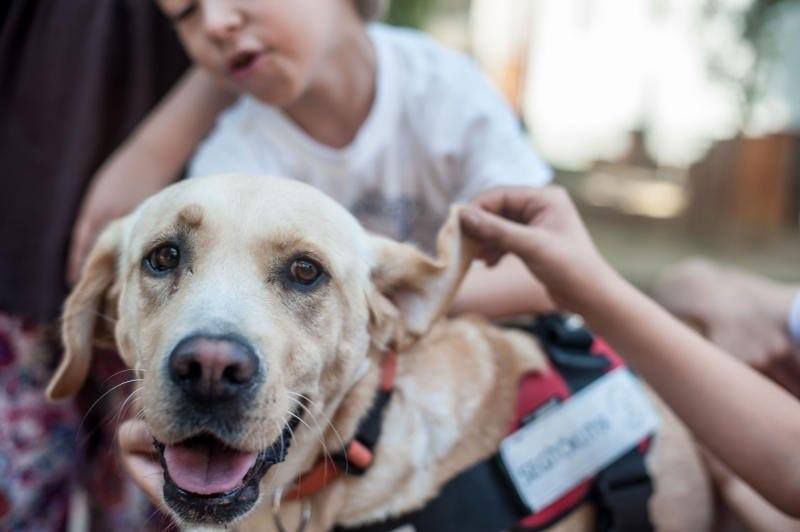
xmin=67 ymin=67 xmax=235 ymax=282
xmin=705 ymin=451 xmax=800 ymax=531
xmin=721 ymin=478 xmax=800 ymax=531
xmin=460 ymin=186 xmax=800 ymax=517
xmin=653 ymin=259 xmax=800 ymax=395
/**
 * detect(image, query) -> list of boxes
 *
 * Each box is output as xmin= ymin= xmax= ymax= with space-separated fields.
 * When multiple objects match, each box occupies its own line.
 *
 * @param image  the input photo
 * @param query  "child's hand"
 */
xmin=118 ymin=419 xmax=166 ymax=509
xmin=459 ymin=186 xmax=619 ymax=314
xmin=653 ymin=259 xmax=800 ymax=395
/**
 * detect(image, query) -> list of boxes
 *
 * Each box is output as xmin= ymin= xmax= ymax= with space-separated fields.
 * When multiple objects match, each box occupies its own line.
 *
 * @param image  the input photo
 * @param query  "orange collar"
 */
xmin=283 ymin=350 xmax=397 ymax=501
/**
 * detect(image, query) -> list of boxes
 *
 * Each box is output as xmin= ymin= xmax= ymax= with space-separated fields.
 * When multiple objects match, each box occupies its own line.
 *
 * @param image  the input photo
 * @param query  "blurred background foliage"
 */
xmin=385 ymin=0 xmax=434 ymax=28
xmin=707 ymin=0 xmax=800 ymax=117
xmin=382 ymin=0 xmax=800 ymax=286
xmin=743 ymin=0 xmax=800 ymax=44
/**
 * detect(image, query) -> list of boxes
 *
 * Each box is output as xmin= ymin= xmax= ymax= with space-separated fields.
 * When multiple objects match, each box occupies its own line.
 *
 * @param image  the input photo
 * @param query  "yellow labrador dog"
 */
xmin=48 ymin=174 xmax=713 ymax=531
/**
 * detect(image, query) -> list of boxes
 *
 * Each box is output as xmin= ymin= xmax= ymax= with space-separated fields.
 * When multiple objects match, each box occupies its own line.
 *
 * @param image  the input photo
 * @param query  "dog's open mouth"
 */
xmin=154 ymin=412 xmax=302 ymax=525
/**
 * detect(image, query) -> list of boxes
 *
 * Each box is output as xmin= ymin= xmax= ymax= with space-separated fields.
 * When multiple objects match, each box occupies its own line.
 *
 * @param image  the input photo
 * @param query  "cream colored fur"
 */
xmin=49 ymin=174 xmax=713 ymax=531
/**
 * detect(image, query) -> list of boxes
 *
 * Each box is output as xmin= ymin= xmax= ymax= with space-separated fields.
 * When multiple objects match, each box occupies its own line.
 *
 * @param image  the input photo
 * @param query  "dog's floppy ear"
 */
xmin=47 ymin=220 xmax=123 ymax=400
xmin=367 ymin=207 xmax=477 ymax=350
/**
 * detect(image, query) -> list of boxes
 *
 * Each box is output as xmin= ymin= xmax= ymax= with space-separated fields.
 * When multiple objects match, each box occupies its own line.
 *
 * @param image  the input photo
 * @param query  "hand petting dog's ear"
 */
xmin=460 ymin=186 xmax=617 ymax=315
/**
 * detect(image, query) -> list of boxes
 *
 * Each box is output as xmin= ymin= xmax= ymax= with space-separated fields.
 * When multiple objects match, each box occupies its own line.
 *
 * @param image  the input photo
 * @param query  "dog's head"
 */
xmin=48 ymin=174 xmax=474 ymax=526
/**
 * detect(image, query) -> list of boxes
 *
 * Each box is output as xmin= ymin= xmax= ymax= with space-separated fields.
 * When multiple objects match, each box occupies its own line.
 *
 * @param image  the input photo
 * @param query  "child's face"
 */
xmin=158 ymin=0 xmax=359 ymax=106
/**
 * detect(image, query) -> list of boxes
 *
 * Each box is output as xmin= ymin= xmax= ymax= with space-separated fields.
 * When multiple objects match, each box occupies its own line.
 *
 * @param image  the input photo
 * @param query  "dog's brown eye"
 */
xmin=289 ymin=259 xmax=321 ymax=285
xmin=146 ymin=244 xmax=180 ymax=273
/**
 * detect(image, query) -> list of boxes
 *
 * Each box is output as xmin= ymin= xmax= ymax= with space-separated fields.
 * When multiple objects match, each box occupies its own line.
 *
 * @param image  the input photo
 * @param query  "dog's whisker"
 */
xmin=76 ymin=378 xmax=145 ymax=444
xmin=96 ymin=368 xmax=149 ymax=388
xmin=81 ymin=377 xmax=144 ymax=418
xmin=163 ymin=517 xmax=180 ymax=532
xmin=281 ymin=417 xmax=310 ymax=496
xmin=289 ymin=391 xmax=348 ymax=470
xmin=278 ymin=419 xmax=286 ymax=460
xmin=287 ymin=406 xmax=334 ymax=473
xmin=107 ymin=393 xmax=150 ymax=462
xmin=144 ymin=506 xmax=169 ymax=530
xmin=314 ymin=404 xmax=350 ymax=473
xmin=285 ymin=393 xmax=329 ymax=457
xmin=285 ymin=398 xmax=317 ymax=435
xmin=286 ymin=393 xmax=324 ymax=438
xmin=286 ymin=394 xmax=338 ymax=473
xmin=291 ymin=393 xmax=340 ymax=459
xmin=95 ymin=383 xmax=144 ymax=431
xmin=112 ymin=386 xmax=144 ymax=430
xmin=91 ymin=395 xmax=148 ymax=463
xmin=285 ymin=423 xmax=301 ymax=495
xmin=96 ymin=386 xmax=144 ymax=452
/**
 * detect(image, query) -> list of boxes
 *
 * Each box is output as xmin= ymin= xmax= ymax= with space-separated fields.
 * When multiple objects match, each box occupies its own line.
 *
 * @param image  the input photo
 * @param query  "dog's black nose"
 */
xmin=169 ymin=336 xmax=260 ymax=402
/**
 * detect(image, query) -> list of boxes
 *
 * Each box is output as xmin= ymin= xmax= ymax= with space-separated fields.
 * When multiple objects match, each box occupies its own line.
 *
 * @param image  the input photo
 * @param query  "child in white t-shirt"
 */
xmin=188 ymin=22 xmax=551 ymax=252
xmin=69 ymin=0 xmax=554 ymax=317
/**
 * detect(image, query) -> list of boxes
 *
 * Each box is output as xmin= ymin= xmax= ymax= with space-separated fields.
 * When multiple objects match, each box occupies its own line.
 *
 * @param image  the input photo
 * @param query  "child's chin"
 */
xmin=240 ymin=74 xmax=303 ymax=107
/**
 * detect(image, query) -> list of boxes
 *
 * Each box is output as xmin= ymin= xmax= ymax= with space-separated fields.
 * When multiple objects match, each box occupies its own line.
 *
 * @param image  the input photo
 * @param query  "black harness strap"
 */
xmin=594 ymin=448 xmax=653 ymax=532
xmin=335 ymin=461 xmax=527 ymax=532
xmin=529 ymin=315 xmax=654 ymax=532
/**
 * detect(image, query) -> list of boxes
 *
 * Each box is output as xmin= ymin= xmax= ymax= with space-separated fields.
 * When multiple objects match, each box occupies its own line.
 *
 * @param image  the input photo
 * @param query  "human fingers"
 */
xmin=119 ymin=420 xmax=165 ymax=505
xmin=123 ymin=453 xmax=165 ymax=506
xmin=460 ymin=205 xmax=547 ymax=264
xmin=699 ymin=447 xmax=735 ymax=487
xmin=119 ymin=418 xmax=157 ymax=454
xmin=471 ymin=186 xmax=562 ymax=225
xmin=478 ymin=247 xmax=505 ymax=268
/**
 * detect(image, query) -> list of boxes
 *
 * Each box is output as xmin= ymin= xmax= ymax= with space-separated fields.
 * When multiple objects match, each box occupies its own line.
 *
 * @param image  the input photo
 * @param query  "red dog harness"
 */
xmin=288 ymin=315 xmax=655 ymax=532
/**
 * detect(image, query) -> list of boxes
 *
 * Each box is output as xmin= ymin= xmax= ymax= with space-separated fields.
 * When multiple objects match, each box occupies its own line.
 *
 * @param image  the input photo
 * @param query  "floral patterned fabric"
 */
xmin=0 ymin=314 xmax=168 ymax=531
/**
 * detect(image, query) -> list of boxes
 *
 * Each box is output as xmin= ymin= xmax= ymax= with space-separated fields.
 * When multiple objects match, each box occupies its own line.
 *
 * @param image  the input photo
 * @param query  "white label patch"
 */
xmin=499 ymin=368 xmax=659 ymax=512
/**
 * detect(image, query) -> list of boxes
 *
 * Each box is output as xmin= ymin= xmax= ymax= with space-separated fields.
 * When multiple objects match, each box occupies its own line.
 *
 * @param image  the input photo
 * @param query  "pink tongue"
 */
xmin=164 ymin=439 xmax=258 ymax=495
